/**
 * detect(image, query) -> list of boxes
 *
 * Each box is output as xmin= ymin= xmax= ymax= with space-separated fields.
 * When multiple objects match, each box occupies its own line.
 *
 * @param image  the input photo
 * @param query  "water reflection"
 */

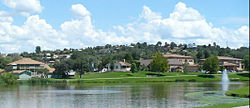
xmin=0 ymin=82 xmax=248 ymax=108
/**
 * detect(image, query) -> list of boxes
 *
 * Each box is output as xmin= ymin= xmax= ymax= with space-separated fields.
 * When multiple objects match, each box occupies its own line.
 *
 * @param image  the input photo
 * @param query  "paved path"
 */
xmin=233 ymin=105 xmax=249 ymax=108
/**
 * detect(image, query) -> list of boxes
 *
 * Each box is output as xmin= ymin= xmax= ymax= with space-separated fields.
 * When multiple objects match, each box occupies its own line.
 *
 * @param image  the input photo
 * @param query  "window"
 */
xmin=116 ymin=66 xmax=119 ymax=69
xmin=189 ymin=60 xmax=193 ymax=62
xmin=13 ymin=66 xmax=17 ymax=70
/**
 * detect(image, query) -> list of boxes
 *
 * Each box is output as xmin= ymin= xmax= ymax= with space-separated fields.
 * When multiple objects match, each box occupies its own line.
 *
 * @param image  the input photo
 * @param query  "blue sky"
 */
xmin=2 ymin=0 xmax=248 ymax=29
xmin=0 ymin=0 xmax=249 ymax=53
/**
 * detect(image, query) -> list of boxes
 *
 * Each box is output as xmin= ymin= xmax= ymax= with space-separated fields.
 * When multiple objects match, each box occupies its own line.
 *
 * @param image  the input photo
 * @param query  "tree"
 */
xmin=130 ymin=63 xmax=137 ymax=73
xmin=242 ymin=55 xmax=249 ymax=71
xmin=124 ymin=53 xmax=133 ymax=63
xmin=73 ymin=60 xmax=87 ymax=78
xmin=183 ymin=60 xmax=190 ymax=73
xmin=35 ymin=46 xmax=41 ymax=54
xmin=196 ymin=50 xmax=203 ymax=59
xmin=218 ymin=48 xmax=226 ymax=56
xmin=0 ymin=72 xmax=17 ymax=85
xmin=54 ymin=59 xmax=73 ymax=78
xmin=156 ymin=41 xmax=162 ymax=46
xmin=0 ymin=56 xmax=9 ymax=69
xmin=37 ymin=68 xmax=49 ymax=78
xmin=170 ymin=42 xmax=177 ymax=50
xmin=202 ymin=56 xmax=220 ymax=74
xmin=204 ymin=50 xmax=210 ymax=58
xmin=183 ymin=44 xmax=187 ymax=50
xmin=150 ymin=53 xmax=170 ymax=72
xmin=110 ymin=61 xmax=114 ymax=71
xmin=164 ymin=42 xmax=169 ymax=48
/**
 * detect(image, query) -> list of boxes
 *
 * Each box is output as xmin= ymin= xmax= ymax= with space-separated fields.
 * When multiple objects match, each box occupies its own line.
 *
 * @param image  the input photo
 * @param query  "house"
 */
xmin=7 ymin=58 xmax=55 ymax=79
xmin=200 ymin=56 xmax=243 ymax=72
xmin=107 ymin=60 xmax=131 ymax=72
xmin=140 ymin=54 xmax=199 ymax=72
xmin=164 ymin=54 xmax=199 ymax=72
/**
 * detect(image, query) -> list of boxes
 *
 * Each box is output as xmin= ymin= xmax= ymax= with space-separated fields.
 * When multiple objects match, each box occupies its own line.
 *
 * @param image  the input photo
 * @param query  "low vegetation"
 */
xmin=195 ymin=102 xmax=249 ymax=108
xmin=0 ymin=72 xmax=17 ymax=85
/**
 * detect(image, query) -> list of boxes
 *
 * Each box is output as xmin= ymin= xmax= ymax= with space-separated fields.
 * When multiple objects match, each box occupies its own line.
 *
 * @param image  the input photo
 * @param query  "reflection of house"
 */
xmin=140 ymin=54 xmax=199 ymax=72
xmin=200 ymin=56 xmax=243 ymax=71
xmin=7 ymin=58 xmax=55 ymax=79
xmin=107 ymin=61 xmax=131 ymax=72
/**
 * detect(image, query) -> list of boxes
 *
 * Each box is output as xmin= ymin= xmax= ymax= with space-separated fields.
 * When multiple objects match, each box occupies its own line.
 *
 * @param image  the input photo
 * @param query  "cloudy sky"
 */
xmin=0 ymin=0 xmax=249 ymax=53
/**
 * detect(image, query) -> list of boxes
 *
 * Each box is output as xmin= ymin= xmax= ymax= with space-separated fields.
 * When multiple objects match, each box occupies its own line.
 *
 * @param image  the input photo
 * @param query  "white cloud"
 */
xmin=0 ymin=15 xmax=68 ymax=53
xmin=71 ymin=4 xmax=90 ymax=18
xmin=114 ymin=2 xmax=249 ymax=47
xmin=170 ymin=2 xmax=204 ymax=21
xmin=0 ymin=11 xmax=13 ymax=22
xmin=140 ymin=6 xmax=162 ymax=21
xmin=0 ymin=2 xmax=249 ymax=53
xmin=3 ymin=0 xmax=43 ymax=16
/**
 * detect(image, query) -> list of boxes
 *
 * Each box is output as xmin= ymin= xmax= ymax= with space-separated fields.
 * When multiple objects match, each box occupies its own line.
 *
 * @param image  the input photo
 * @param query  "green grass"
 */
xmin=62 ymin=71 xmax=248 ymax=83
xmin=75 ymin=71 xmax=207 ymax=79
xmin=228 ymin=73 xmax=249 ymax=81
xmin=226 ymin=86 xmax=250 ymax=98
xmin=195 ymin=102 xmax=249 ymax=108
xmin=14 ymin=71 xmax=249 ymax=84
xmin=71 ymin=71 xmax=221 ymax=83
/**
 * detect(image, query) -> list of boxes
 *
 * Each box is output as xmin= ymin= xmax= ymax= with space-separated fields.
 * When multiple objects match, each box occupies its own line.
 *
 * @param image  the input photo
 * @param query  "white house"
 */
xmin=107 ymin=61 xmax=131 ymax=72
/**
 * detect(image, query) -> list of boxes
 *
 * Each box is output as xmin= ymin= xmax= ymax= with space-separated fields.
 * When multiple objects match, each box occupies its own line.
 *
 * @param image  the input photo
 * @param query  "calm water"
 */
xmin=0 ymin=82 xmax=248 ymax=108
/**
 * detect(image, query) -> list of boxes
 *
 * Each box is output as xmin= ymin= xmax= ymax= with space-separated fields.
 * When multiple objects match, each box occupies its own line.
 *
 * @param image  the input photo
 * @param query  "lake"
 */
xmin=0 ymin=82 xmax=248 ymax=108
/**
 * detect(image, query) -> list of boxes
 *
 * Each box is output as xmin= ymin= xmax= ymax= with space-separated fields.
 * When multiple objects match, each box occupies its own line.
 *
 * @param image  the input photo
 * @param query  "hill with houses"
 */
xmin=0 ymin=41 xmax=249 ymax=79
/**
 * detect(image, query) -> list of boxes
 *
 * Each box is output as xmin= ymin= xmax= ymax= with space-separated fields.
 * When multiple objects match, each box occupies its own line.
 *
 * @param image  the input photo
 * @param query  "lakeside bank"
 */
xmin=13 ymin=71 xmax=249 ymax=84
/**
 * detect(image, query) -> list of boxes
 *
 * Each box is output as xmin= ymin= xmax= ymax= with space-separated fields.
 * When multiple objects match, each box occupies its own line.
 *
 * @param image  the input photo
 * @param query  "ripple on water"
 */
xmin=37 ymin=90 xmax=122 ymax=94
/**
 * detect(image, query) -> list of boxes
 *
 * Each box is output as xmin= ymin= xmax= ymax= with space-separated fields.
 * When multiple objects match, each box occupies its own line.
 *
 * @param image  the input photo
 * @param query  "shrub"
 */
xmin=175 ymin=79 xmax=186 ymax=82
xmin=198 ymin=75 xmax=215 ymax=78
xmin=188 ymin=79 xmax=196 ymax=82
xmin=0 ymin=72 xmax=17 ymax=85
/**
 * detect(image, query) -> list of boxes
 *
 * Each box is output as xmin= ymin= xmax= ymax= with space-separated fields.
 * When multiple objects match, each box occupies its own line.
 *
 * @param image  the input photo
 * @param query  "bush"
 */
xmin=198 ymin=75 xmax=215 ymax=78
xmin=0 ymin=72 xmax=17 ymax=85
xmin=146 ymin=73 xmax=165 ymax=77
xmin=188 ymin=79 xmax=196 ymax=82
xmin=131 ymin=63 xmax=137 ymax=73
xmin=175 ymin=79 xmax=186 ymax=82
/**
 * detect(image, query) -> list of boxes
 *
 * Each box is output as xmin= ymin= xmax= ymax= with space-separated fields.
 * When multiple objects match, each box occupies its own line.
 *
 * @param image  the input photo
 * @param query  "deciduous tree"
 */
xmin=202 ymin=56 xmax=219 ymax=74
xmin=150 ymin=53 xmax=169 ymax=72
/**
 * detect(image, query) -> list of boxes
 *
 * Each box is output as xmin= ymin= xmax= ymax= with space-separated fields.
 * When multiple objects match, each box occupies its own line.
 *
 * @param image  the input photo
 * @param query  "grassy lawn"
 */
xmin=67 ymin=71 xmax=249 ymax=83
xmin=228 ymin=73 xmax=250 ymax=81
xmin=74 ymin=71 xmax=205 ymax=79
xmin=15 ymin=71 xmax=249 ymax=84
xmin=195 ymin=102 xmax=249 ymax=108
xmin=70 ymin=71 xmax=221 ymax=83
xmin=226 ymin=86 xmax=249 ymax=98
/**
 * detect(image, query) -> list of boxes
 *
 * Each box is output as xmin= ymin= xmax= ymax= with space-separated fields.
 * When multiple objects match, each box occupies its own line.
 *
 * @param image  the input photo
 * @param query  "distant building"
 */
xmin=0 ymin=53 xmax=6 ymax=57
xmin=200 ymin=56 xmax=243 ymax=71
xmin=0 ymin=68 xmax=4 ymax=73
xmin=67 ymin=70 xmax=76 ymax=78
xmin=107 ymin=60 xmax=131 ymax=72
xmin=140 ymin=54 xmax=199 ymax=72
xmin=7 ymin=58 xmax=55 ymax=79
